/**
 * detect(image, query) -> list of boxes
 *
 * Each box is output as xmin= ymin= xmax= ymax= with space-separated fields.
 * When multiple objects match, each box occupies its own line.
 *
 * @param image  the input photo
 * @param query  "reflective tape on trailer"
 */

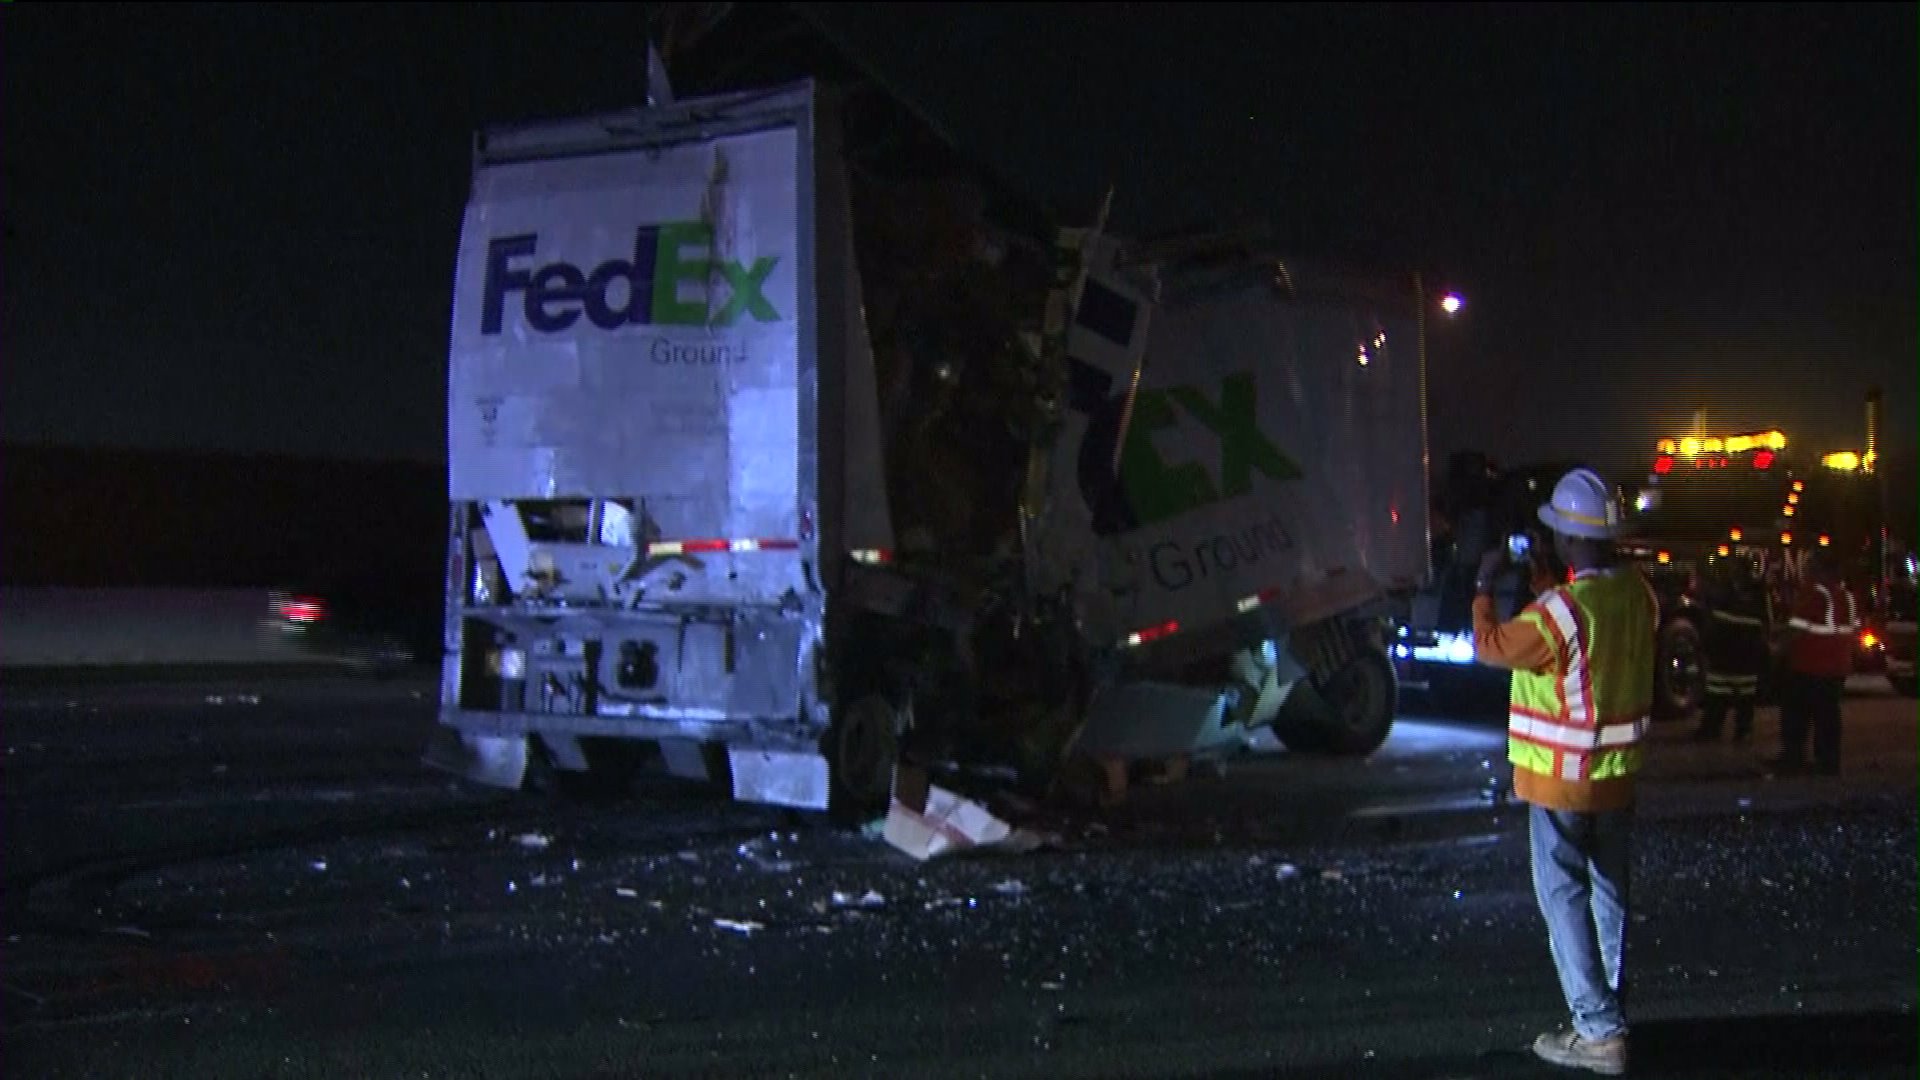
xmin=646 ymin=539 xmax=801 ymax=557
xmin=1235 ymin=586 xmax=1287 ymax=614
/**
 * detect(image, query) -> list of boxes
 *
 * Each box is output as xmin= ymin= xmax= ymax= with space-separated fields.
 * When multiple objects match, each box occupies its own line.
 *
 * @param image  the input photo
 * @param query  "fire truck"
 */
xmin=1399 ymin=411 xmax=1908 ymax=722
xmin=1626 ymin=417 xmax=1907 ymax=702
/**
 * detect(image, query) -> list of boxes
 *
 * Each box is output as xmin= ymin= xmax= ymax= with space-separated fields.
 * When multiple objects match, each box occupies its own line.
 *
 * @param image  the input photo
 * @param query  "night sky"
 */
xmin=5 ymin=3 xmax=1914 ymax=476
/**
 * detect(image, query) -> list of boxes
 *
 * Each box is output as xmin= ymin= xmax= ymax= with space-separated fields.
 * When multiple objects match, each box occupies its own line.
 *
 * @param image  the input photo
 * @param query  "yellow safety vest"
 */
xmin=1507 ymin=568 xmax=1659 ymax=804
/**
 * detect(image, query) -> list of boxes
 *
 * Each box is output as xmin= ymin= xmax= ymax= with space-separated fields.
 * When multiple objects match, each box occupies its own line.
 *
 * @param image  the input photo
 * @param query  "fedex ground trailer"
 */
xmin=425 ymin=81 xmax=1432 ymax=815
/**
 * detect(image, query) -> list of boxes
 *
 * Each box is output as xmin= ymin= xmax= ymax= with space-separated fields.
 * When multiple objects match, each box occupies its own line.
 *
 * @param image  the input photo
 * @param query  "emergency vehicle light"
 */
xmin=1660 ymin=431 xmax=1786 ymax=457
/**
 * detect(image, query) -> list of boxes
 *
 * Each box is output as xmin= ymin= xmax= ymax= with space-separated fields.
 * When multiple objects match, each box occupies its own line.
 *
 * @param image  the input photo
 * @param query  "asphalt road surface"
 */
xmin=2 ymin=672 xmax=1913 ymax=1079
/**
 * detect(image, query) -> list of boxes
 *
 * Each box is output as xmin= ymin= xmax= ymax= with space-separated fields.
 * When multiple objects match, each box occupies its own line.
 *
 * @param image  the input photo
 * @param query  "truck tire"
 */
xmin=828 ymin=694 xmax=900 ymax=821
xmin=1654 ymin=618 xmax=1705 ymax=721
xmin=1315 ymin=649 xmax=1399 ymax=755
xmin=1274 ymin=650 xmax=1398 ymax=756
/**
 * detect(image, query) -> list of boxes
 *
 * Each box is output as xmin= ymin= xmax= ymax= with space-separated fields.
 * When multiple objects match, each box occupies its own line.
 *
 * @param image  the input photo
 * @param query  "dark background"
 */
xmin=3 ymin=3 xmax=1913 ymax=591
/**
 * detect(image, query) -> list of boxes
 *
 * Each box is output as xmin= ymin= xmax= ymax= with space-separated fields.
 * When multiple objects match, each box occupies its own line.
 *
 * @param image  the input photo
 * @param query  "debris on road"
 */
xmin=882 ymin=765 xmax=1051 ymax=861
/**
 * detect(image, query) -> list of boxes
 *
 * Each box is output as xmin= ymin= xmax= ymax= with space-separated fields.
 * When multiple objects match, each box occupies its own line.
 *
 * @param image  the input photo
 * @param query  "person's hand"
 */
xmin=1475 ymin=549 xmax=1506 ymax=591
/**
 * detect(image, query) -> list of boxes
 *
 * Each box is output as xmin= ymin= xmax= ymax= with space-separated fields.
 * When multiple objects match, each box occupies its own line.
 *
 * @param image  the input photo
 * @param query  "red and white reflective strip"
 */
xmin=1123 ymin=620 xmax=1180 ymax=648
xmin=1536 ymin=590 xmax=1593 ymax=726
xmin=850 ymin=549 xmax=892 ymax=565
xmin=1788 ymin=583 xmax=1860 ymax=635
xmin=1235 ymin=586 xmax=1287 ymax=614
xmin=646 ymin=538 xmax=800 ymax=557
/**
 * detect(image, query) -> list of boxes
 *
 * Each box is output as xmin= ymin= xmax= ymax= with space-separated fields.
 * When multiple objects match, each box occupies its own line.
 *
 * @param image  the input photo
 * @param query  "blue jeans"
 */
xmin=1529 ymin=804 xmax=1632 ymax=1040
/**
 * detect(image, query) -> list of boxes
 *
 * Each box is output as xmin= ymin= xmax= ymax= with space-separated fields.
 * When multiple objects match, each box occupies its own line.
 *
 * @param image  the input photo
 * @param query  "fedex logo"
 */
xmin=479 ymin=221 xmax=780 ymax=335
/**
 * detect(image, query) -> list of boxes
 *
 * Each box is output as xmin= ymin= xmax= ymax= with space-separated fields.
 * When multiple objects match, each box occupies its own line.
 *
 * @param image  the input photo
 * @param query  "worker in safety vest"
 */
xmin=1694 ymin=556 xmax=1772 ymax=742
xmin=1471 ymin=468 xmax=1656 ymax=1077
xmin=1773 ymin=547 xmax=1859 ymax=775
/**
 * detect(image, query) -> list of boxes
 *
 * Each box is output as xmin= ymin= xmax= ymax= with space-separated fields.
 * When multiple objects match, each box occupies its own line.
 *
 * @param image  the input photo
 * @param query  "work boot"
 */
xmin=1532 ymin=1030 xmax=1628 ymax=1075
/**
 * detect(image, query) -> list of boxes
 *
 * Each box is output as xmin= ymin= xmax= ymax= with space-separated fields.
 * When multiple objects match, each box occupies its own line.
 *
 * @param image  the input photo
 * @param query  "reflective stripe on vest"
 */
xmin=1787 ymin=583 xmax=1859 ymax=636
xmin=1508 ymin=570 xmax=1656 ymax=785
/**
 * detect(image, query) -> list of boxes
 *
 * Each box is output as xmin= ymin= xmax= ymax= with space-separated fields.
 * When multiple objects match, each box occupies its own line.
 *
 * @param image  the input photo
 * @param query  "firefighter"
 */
xmin=1693 ymin=555 xmax=1771 ymax=742
xmin=1773 ymin=547 xmax=1860 ymax=775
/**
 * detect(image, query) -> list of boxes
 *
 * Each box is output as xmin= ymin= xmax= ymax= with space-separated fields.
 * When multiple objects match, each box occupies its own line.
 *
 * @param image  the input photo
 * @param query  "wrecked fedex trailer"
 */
xmin=425 ymin=81 xmax=1432 ymax=815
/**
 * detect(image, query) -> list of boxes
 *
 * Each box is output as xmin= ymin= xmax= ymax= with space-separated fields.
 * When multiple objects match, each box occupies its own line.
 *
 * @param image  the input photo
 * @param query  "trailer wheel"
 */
xmin=1272 ymin=650 xmax=1397 ymax=756
xmin=829 ymin=694 xmax=899 ymax=819
xmin=1314 ymin=649 xmax=1399 ymax=756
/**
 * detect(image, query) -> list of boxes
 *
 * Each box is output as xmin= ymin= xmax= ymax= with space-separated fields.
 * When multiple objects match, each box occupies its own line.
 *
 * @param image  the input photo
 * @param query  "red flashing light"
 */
xmin=1653 ymin=455 xmax=1674 ymax=476
xmin=1752 ymin=450 xmax=1775 ymax=470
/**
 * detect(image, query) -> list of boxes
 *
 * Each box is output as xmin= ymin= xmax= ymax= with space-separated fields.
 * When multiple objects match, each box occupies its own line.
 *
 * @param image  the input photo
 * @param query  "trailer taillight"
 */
xmin=278 ymin=596 xmax=327 ymax=623
xmin=1124 ymin=620 xmax=1180 ymax=648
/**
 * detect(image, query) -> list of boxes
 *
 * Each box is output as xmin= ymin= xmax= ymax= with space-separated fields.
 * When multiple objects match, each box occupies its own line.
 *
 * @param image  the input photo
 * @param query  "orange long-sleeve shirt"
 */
xmin=1470 ymin=594 xmax=1556 ymax=673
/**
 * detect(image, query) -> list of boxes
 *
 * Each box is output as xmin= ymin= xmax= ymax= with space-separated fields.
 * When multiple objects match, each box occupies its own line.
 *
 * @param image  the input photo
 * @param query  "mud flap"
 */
xmin=422 ymin=727 xmax=529 ymax=790
xmin=728 ymin=747 xmax=831 ymax=811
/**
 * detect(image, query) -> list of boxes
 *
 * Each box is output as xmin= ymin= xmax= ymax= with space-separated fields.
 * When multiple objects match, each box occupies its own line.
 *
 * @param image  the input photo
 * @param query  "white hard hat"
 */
xmin=1537 ymin=467 xmax=1624 ymax=539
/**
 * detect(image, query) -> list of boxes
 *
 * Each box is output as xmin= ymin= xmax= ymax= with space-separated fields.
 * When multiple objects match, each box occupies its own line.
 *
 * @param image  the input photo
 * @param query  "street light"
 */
xmin=1440 ymin=293 xmax=1465 ymax=316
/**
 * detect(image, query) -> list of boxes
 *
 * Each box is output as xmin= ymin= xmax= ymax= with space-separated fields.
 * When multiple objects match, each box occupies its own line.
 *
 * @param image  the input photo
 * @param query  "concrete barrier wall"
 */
xmin=0 ymin=588 xmax=318 ymax=668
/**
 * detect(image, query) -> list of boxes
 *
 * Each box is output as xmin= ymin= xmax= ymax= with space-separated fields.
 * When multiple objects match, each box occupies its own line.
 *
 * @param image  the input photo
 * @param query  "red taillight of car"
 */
xmin=278 ymin=596 xmax=327 ymax=623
